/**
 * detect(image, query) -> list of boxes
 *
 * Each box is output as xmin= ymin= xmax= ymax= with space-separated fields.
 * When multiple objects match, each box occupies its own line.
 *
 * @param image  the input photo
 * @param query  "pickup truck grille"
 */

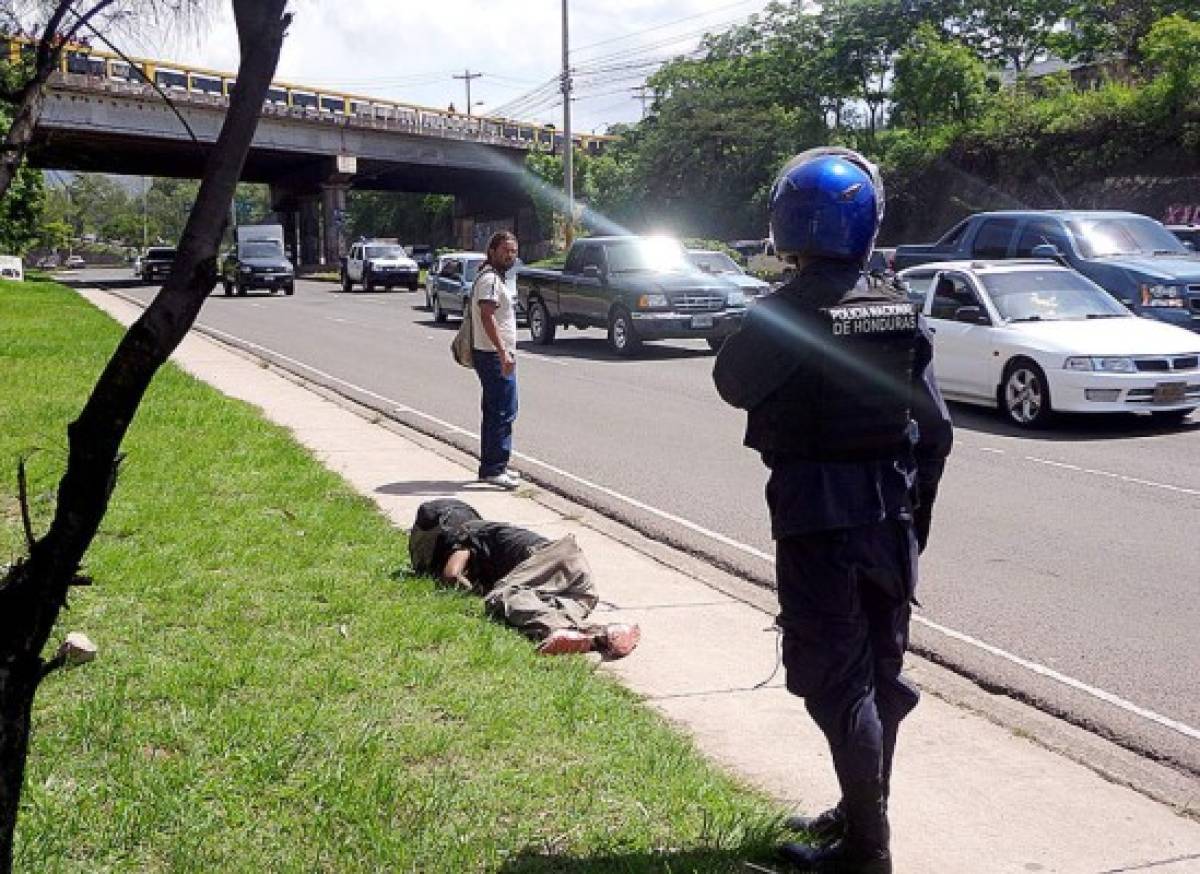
xmin=1134 ymin=356 xmax=1199 ymax=372
xmin=673 ymin=292 xmax=724 ymax=312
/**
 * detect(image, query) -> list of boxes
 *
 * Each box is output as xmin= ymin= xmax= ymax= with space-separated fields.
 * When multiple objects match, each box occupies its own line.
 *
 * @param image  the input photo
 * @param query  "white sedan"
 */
xmin=899 ymin=260 xmax=1200 ymax=427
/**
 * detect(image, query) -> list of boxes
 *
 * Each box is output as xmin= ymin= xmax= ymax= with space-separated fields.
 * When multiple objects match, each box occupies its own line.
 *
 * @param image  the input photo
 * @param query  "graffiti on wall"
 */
xmin=1163 ymin=204 xmax=1200 ymax=225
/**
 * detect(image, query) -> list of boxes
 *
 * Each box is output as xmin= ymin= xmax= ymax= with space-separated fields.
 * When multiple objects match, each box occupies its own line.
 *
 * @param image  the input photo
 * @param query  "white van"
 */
xmin=0 ymin=255 xmax=24 ymax=282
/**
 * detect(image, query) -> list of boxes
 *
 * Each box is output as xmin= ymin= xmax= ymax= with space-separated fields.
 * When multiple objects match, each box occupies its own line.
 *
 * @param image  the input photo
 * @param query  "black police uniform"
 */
xmin=713 ymin=259 xmax=953 ymax=860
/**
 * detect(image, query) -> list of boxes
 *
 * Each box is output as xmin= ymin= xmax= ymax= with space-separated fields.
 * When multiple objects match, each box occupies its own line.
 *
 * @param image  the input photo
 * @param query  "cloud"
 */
xmin=119 ymin=0 xmax=768 ymax=132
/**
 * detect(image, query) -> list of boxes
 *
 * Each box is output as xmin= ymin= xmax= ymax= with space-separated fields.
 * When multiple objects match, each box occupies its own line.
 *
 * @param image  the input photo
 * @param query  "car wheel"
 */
xmin=706 ymin=337 xmax=726 ymax=353
xmin=1000 ymin=358 xmax=1052 ymax=428
xmin=364 ymin=271 xmax=375 ymax=293
xmin=284 ymin=282 xmax=294 ymax=296
xmin=408 ymin=282 xmax=419 ymax=292
xmin=223 ymin=280 xmax=232 ymax=296
xmin=1151 ymin=409 xmax=1192 ymax=426
xmin=608 ymin=307 xmax=641 ymax=357
xmin=341 ymin=271 xmax=352 ymax=293
xmin=433 ymin=292 xmax=447 ymax=323
xmin=236 ymin=282 xmax=248 ymax=297
xmin=528 ymin=298 xmax=556 ymax=345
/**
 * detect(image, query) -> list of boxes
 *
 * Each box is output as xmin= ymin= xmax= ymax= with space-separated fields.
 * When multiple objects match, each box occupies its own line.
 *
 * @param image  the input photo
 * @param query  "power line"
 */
xmin=573 ymin=0 xmax=763 ymax=56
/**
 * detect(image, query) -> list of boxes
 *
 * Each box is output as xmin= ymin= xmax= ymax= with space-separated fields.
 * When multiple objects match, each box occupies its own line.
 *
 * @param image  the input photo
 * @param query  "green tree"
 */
xmin=961 ymin=0 xmax=1072 ymax=74
xmin=35 ymin=218 xmax=72 ymax=253
xmin=1056 ymin=0 xmax=1197 ymax=63
xmin=345 ymin=191 xmax=454 ymax=247
xmin=893 ymin=24 xmax=991 ymax=131
xmin=0 ymin=163 xmax=43 ymax=254
xmin=1140 ymin=13 xmax=1200 ymax=101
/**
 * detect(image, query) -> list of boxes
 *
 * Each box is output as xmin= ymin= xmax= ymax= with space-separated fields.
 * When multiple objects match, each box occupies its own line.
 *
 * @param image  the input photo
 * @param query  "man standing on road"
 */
xmin=471 ymin=230 xmax=521 ymax=489
xmin=713 ymin=148 xmax=953 ymax=874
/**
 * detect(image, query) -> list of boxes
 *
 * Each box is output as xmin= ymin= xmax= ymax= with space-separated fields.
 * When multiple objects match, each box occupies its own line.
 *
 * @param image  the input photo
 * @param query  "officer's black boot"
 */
xmin=784 ymin=802 xmax=846 ymax=844
xmin=779 ymin=797 xmax=891 ymax=873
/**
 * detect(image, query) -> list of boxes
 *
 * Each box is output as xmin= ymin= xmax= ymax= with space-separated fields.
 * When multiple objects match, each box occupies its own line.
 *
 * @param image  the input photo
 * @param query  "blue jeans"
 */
xmin=472 ymin=349 xmax=518 ymax=477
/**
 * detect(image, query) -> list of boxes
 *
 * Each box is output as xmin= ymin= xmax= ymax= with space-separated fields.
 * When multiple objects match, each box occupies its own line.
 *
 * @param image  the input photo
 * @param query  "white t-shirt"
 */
xmin=471 ymin=266 xmax=518 ymax=353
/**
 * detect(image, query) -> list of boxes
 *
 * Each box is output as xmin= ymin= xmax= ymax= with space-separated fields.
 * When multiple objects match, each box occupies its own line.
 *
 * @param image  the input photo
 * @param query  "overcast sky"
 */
xmin=119 ymin=0 xmax=772 ymax=133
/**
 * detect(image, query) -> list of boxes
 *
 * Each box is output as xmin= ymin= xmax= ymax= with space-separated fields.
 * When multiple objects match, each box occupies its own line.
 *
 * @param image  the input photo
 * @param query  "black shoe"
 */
xmin=778 ymin=838 xmax=892 ymax=873
xmin=784 ymin=805 xmax=846 ymax=844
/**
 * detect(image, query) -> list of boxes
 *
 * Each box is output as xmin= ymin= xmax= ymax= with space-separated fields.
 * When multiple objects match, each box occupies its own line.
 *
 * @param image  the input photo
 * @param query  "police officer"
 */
xmin=713 ymin=147 xmax=952 ymax=873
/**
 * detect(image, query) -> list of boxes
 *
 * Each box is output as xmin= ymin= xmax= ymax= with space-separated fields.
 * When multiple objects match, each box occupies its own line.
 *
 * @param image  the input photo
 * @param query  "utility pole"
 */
xmin=561 ymin=0 xmax=574 ymax=247
xmin=632 ymin=86 xmax=651 ymax=120
xmin=453 ymin=69 xmax=482 ymax=116
xmin=141 ymin=176 xmax=149 ymax=252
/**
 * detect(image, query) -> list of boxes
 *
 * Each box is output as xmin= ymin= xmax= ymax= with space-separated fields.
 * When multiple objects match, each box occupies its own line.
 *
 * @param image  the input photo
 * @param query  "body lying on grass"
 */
xmin=409 ymin=498 xmax=640 ymax=658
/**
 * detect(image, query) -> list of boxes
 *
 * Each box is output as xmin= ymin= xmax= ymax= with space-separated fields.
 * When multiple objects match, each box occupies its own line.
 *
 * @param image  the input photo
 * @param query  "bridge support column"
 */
xmin=454 ymin=190 xmax=545 ymax=256
xmin=321 ymin=181 xmax=350 ymax=267
xmin=299 ymin=196 xmax=321 ymax=268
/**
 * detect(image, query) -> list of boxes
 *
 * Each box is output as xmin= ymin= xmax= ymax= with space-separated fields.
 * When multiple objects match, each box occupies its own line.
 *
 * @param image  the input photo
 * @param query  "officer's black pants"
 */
xmin=776 ymin=520 xmax=920 ymax=822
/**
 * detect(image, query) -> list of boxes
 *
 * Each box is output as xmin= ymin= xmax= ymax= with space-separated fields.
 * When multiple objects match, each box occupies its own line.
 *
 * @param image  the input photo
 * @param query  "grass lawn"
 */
xmin=1 ymin=279 xmax=785 ymax=872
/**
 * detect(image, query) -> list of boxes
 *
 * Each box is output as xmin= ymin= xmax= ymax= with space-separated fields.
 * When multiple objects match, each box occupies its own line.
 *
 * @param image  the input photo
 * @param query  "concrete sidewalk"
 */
xmin=85 ymin=290 xmax=1200 ymax=874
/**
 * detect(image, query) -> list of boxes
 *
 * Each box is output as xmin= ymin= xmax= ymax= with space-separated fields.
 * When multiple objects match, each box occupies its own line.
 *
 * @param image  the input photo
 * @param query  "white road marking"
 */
xmin=979 ymin=447 xmax=1005 ymax=455
xmin=913 ymin=616 xmax=1200 ymax=742
xmin=1023 ymin=455 xmax=1200 ymax=497
xmin=121 ymin=300 xmax=1200 ymax=742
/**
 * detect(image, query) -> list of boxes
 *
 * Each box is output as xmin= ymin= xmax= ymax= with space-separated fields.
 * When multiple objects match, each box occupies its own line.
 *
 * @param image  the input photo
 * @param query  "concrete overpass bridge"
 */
xmin=14 ymin=38 xmax=611 ymax=264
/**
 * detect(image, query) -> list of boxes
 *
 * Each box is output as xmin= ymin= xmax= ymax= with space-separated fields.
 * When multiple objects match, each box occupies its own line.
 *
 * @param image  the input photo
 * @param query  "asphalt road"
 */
xmin=108 ymin=274 xmax=1200 ymax=774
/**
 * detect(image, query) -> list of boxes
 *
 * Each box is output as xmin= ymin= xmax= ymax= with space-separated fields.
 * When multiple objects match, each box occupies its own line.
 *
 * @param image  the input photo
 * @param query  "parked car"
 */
xmin=517 ymin=236 xmax=748 ymax=356
xmin=1167 ymin=224 xmax=1200 ymax=252
xmin=427 ymin=252 xmax=526 ymax=321
xmin=898 ymin=259 xmax=1200 ymax=427
xmin=686 ymin=249 xmax=771 ymax=300
xmin=407 ymin=243 xmax=434 ymax=271
xmin=730 ymin=237 xmax=792 ymax=279
xmin=429 ymin=252 xmax=486 ymax=322
xmin=140 ymin=247 xmax=175 ymax=281
xmin=341 ymin=240 xmax=420 ymax=291
xmin=64 ymin=254 xmax=86 ymax=270
xmin=35 ymin=255 xmax=58 ymax=269
xmin=220 ymin=224 xmax=294 ymax=296
xmin=892 ymin=211 xmax=1200 ymax=332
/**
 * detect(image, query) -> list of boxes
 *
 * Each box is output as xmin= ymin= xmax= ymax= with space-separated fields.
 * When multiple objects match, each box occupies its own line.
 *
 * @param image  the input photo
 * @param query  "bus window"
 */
xmin=155 ymin=69 xmax=187 ymax=90
xmin=291 ymin=91 xmax=318 ymax=110
xmin=191 ymin=74 xmax=222 ymax=95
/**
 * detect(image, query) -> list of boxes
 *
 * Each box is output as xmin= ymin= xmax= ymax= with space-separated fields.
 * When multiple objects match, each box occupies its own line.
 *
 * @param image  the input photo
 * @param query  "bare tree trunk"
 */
xmin=0 ymin=3 xmax=290 ymax=869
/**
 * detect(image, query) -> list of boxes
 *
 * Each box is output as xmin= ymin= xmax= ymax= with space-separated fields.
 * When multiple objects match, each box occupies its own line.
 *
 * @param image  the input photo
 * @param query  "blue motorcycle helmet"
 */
xmin=768 ymin=147 xmax=884 ymax=264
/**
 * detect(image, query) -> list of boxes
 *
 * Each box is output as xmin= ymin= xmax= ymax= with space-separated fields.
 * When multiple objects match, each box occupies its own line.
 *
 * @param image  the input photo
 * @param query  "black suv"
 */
xmin=220 ymin=240 xmax=295 ymax=296
xmin=140 ymin=247 xmax=176 ymax=282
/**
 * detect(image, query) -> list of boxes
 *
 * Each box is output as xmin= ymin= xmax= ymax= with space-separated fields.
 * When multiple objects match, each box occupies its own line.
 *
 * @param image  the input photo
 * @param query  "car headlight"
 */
xmin=239 ymin=265 xmax=252 ymax=274
xmin=1140 ymin=283 xmax=1184 ymax=308
xmin=637 ymin=293 xmax=668 ymax=308
xmin=1064 ymin=356 xmax=1136 ymax=372
xmin=726 ymin=290 xmax=746 ymax=306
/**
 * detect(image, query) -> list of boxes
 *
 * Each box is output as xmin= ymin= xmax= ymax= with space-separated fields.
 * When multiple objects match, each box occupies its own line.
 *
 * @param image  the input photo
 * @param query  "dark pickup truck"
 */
xmin=893 ymin=210 xmax=1200 ymax=332
xmin=516 ymin=236 xmax=749 ymax=356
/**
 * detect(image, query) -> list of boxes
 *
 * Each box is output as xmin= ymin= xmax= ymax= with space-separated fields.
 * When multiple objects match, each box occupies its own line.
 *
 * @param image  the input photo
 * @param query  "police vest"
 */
xmin=745 ymin=287 xmax=918 ymax=462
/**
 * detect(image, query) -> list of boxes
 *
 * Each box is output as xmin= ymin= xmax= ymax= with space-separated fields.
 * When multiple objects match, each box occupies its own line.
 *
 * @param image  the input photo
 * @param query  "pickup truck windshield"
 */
xmin=1067 ymin=217 xmax=1187 ymax=258
xmin=607 ymin=239 xmax=689 ymax=273
xmin=366 ymin=246 xmax=407 ymax=259
xmin=982 ymin=270 xmax=1129 ymax=321
xmin=146 ymin=248 xmax=176 ymax=260
xmin=688 ymin=252 xmax=742 ymax=275
xmin=241 ymin=241 xmax=283 ymax=258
